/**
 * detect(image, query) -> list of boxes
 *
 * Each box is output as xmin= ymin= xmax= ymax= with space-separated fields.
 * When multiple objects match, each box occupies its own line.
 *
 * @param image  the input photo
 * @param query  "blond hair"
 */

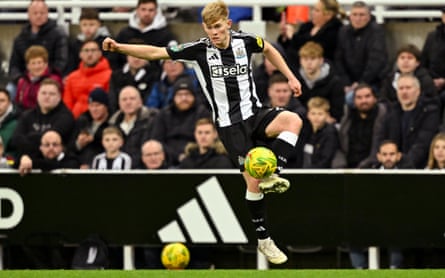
xmin=25 ymin=45 xmax=48 ymax=64
xmin=102 ymin=126 xmax=124 ymax=139
xmin=307 ymin=96 xmax=330 ymax=112
xmin=299 ymin=41 xmax=324 ymax=58
xmin=426 ymin=132 xmax=445 ymax=169
xmin=201 ymin=0 xmax=229 ymax=25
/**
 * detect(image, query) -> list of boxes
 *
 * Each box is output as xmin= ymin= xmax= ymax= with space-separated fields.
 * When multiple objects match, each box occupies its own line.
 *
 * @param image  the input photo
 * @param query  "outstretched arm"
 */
xmin=102 ymin=37 xmax=171 ymax=61
xmin=263 ymin=40 xmax=301 ymax=97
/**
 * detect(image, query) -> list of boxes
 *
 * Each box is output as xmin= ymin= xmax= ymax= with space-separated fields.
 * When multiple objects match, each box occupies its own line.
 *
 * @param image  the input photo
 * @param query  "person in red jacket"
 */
xmin=15 ymin=45 xmax=63 ymax=112
xmin=63 ymin=40 xmax=112 ymax=118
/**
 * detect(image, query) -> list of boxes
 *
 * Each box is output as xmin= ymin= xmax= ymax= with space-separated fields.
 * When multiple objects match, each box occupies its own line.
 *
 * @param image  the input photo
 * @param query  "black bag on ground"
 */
xmin=71 ymin=234 xmax=109 ymax=269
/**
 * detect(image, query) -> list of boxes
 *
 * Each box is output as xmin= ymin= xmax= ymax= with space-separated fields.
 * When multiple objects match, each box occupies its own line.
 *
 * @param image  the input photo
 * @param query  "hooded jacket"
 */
xmin=179 ymin=140 xmax=234 ymax=169
xmin=63 ymin=57 xmax=112 ymax=118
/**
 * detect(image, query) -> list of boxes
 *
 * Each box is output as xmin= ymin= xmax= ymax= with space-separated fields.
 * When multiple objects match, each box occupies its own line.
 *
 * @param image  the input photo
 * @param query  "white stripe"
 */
xmin=189 ymin=61 xmax=217 ymax=122
xmin=157 ymin=220 xmax=186 ymax=243
xmin=178 ymin=198 xmax=217 ymax=243
xmin=197 ymin=177 xmax=248 ymax=243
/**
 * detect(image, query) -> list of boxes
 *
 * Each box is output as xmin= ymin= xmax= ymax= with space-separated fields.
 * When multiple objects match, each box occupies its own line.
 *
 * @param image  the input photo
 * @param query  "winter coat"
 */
xmin=302 ymin=123 xmax=339 ymax=169
xmin=334 ymin=20 xmax=388 ymax=88
xmin=10 ymin=101 xmax=75 ymax=158
xmin=108 ymin=10 xmax=177 ymax=70
xmin=63 ymin=57 xmax=112 ymax=118
xmin=8 ymin=19 xmax=68 ymax=82
xmin=0 ymin=104 xmax=19 ymax=156
xmin=108 ymin=106 xmax=159 ymax=168
xmin=15 ymin=67 xmax=63 ymax=111
xmin=179 ymin=140 xmax=234 ymax=169
xmin=376 ymin=97 xmax=440 ymax=169
xmin=421 ymin=22 xmax=445 ymax=79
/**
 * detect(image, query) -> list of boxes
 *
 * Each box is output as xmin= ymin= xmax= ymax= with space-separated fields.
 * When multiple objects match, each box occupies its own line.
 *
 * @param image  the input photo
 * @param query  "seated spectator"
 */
xmin=64 ymin=40 xmax=112 ymax=119
xmin=109 ymin=38 xmax=161 ymax=113
xmin=334 ymin=1 xmax=388 ymax=102
xmin=278 ymin=0 xmax=344 ymax=71
xmin=332 ymin=84 xmax=387 ymax=168
xmin=302 ymin=97 xmax=339 ymax=168
xmin=0 ymin=137 xmax=13 ymax=168
xmin=151 ymin=77 xmax=211 ymax=167
xmin=253 ymin=42 xmax=287 ymax=103
xmin=91 ymin=126 xmax=132 ymax=170
xmin=140 ymin=139 xmax=170 ymax=169
xmin=68 ymin=88 xmax=110 ymax=169
xmin=108 ymin=0 xmax=177 ymax=70
xmin=425 ymin=132 xmax=445 ymax=170
xmin=380 ymin=44 xmax=437 ymax=104
xmin=421 ymin=8 xmax=445 ymax=108
xmin=179 ymin=118 xmax=234 ymax=169
xmin=296 ymin=41 xmax=344 ymax=123
xmin=0 ymin=87 xmax=19 ymax=159
xmin=17 ymin=129 xmax=80 ymax=175
xmin=109 ymin=85 xmax=159 ymax=167
xmin=349 ymin=139 xmax=409 ymax=269
xmin=146 ymin=59 xmax=199 ymax=109
xmin=65 ymin=8 xmax=111 ymax=76
xmin=15 ymin=45 xmax=63 ymax=111
xmin=8 ymin=0 xmax=68 ymax=98
xmin=10 ymin=78 xmax=75 ymax=159
xmin=376 ymin=73 xmax=440 ymax=168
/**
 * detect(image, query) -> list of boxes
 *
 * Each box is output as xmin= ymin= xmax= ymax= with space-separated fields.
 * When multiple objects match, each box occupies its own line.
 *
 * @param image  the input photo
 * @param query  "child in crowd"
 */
xmin=302 ymin=96 xmax=339 ymax=168
xmin=91 ymin=126 xmax=132 ymax=170
xmin=426 ymin=132 xmax=445 ymax=170
xmin=15 ymin=45 xmax=63 ymax=111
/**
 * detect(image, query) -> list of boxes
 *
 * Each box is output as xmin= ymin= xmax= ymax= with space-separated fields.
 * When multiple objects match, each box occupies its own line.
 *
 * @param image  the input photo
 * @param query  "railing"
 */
xmin=0 ymin=0 xmax=443 ymax=24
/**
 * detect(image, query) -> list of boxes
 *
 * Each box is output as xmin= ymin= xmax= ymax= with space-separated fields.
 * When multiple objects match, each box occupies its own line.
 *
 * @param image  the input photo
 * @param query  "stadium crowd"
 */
xmin=1 ymin=0 xmax=445 ymax=270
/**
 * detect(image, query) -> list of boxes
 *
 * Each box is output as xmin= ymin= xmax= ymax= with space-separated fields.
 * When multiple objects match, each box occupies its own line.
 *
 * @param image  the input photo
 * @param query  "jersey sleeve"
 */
xmin=242 ymin=32 xmax=264 ymax=54
xmin=166 ymin=40 xmax=204 ymax=62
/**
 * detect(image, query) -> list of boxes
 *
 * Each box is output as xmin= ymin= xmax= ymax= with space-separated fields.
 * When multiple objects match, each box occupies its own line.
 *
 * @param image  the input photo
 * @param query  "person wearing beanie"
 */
xmin=68 ymin=87 xmax=111 ymax=168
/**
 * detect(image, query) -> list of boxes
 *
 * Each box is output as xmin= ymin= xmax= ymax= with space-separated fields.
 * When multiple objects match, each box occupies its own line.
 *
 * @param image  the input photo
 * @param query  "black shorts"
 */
xmin=217 ymin=107 xmax=284 ymax=170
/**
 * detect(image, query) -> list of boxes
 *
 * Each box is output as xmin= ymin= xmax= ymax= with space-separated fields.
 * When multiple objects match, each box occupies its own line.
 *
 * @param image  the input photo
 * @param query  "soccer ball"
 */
xmin=161 ymin=242 xmax=190 ymax=269
xmin=244 ymin=146 xmax=277 ymax=179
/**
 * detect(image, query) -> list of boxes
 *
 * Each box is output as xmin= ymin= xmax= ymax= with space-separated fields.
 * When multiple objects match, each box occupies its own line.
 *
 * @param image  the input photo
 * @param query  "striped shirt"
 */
xmin=91 ymin=152 xmax=132 ymax=170
xmin=167 ymin=30 xmax=264 ymax=127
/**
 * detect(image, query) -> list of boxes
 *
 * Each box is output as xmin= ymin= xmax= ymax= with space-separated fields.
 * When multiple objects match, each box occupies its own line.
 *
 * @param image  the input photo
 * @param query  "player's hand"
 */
xmin=289 ymin=78 xmax=302 ymax=97
xmin=102 ymin=37 xmax=119 ymax=52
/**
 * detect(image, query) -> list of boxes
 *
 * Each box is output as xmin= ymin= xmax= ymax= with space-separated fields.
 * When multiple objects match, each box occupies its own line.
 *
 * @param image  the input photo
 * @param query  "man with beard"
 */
xmin=332 ymin=83 xmax=387 ymax=168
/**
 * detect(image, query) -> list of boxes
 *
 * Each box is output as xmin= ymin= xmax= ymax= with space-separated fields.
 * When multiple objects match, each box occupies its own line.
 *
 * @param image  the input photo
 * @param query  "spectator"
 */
xmin=296 ymin=41 xmax=344 ymax=123
xmin=332 ymin=83 xmax=387 ymax=168
xmin=253 ymin=42 xmax=287 ymax=103
xmin=421 ymin=8 xmax=445 ymax=110
xmin=91 ymin=126 xmax=132 ymax=170
xmin=140 ymin=139 xmax=170 ymax=169
xmin=63 ymin=40 xmax=112 ymax=119
xmin=68 ymin=88 xmax=110 ymax=169
xmin=17 ymin=129 xmax=80 ymax=175
xmin=380 ymin=44 xmax=437 ymax=104
xmin=109 ymin=38 xmax=161 ymax=113
xmin=146 ymin=59 xmax=199 ymax=109
xmin=15 ymin=45 xmax=63 ymax=111
xmin=65 ymin=8 xmax=111 ymax=76
xmin=108 ymin=0 xmax=177 ymax=70
xmin=109 ymin=85 xmax=159 ymax=168
xmin=0 ymin=88 xmax=19 ymax=159
xmin=426 ymin=132 xmax=445 ymax=170
xmin=302 ymin=97 xmax=339 ymax=168
xmin=349 ymin=140 xmax=410 ymax=269
xmin=151 ymin=77 xmax=211 ymax=167
xmin=278 ymin=0 xmax=344 ymax=72
xmin=179 ymin=118 xmax=234 ymax=169
xmin=334 ymin=1 xmax=388 ymax=102
xmin=10 ymin=78 xmax=75 ymax=159
xmin=376 ymin=73 xmax=440 ymax=168
xmin=8 ymin=0 xmax=68 ymax=97
xmin=266 ymin=72 xmax=306 ymax=168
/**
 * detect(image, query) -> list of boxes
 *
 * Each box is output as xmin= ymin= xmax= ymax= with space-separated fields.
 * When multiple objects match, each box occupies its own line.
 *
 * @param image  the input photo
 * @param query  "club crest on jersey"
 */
xmin=170 ymin=44 xmax=184 ymax=52
xmin=211 ymin=64 xmax=248 ymax=78
xmin=256 ymin=36 xmax=263 ymax=48
xmin=235 ymin=48 xmax=246 ymax=59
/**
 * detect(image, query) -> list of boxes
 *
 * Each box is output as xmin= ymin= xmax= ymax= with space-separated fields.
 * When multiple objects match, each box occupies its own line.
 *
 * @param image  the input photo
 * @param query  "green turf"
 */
xmin=1 ymin=270 xmax=445 ymax=278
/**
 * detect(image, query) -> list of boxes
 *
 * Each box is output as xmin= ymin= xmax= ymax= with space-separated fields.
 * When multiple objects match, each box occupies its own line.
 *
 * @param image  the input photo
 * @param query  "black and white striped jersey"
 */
xmin=166 ymin=30 xmax=264 ymax=127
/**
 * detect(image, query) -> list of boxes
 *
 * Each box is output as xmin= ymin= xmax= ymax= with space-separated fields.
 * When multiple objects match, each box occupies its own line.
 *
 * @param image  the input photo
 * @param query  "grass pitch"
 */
xmin=1 ymin=270 xmax=445 ymax=278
